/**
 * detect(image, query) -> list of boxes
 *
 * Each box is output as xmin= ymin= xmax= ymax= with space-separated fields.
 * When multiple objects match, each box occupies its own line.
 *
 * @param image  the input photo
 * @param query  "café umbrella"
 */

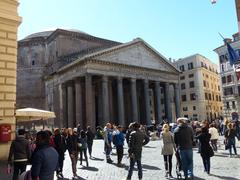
xmin=15 ymin=108 xmax=56 ymax=122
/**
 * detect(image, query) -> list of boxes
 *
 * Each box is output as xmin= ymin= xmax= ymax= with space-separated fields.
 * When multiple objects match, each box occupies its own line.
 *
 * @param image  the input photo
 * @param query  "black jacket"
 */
xmin=66 ymin=134 xmax=78 ymax=154
xmin=8 ymin=135 xmax=31 ymax=163
xmin=128 ymin=130 xmax=149 ymax=160
xmin=196 ymin=132 xmax=212 ymax=158
xmin=86 ymin=130 xmax=95 ymax=144
xmin=174 ymin=123 xmax=194 ymax=150
xmin=53 ymin=134 xmax=66 ymax=154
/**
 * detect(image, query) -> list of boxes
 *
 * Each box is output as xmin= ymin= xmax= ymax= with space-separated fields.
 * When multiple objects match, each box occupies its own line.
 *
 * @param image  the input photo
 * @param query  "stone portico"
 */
xmin=45 ymin=38 xmax=180 ymax=129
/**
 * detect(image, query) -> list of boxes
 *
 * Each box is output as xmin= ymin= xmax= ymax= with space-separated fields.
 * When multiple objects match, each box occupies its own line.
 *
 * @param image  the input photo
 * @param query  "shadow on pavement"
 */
xmin=210 ymin=174 xmax=240 ymax=180
xmin=90 ymin=157 xmax=104 ymax=161
xmin=142 ymin=164 xmax=161 ymax=170
xmin=78 ymin=166 xmax=99 ymax=171
xmin=57 ymin=177 xmax=86 ymax=180
xmin=143 ymin=145 xmax=157 ymax=149
xmin=213 ymin=153 xmax=229 ymax=158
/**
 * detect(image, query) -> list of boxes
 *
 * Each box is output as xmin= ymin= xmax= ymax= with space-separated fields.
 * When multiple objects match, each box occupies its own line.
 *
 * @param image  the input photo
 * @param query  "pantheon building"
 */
xmin=17 ymin=29 xmax=180 ymax=129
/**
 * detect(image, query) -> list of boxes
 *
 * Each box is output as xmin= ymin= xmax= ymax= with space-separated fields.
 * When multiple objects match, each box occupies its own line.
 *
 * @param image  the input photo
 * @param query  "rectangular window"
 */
xmin=189 ymin=81 xmax=195 ymax=88
xmin=190 ymin=93 xmax=196 ymax=101
xmin=226 ymin=102 xmax=230 ymax=109
xmin=181 ymin=83 xmax=186 ymax=90
xmin=205 ymin=93 xmax=208 ymax=100
xmin=221 ymin=76 xmax=226 ymax=84
xmin=227 ymin=75 xmax=232 ymax=83
xmin=180 ymin=76 xmax=185 ymax=80
xmin=208 ymin=93 xmax=212 ymax=100
xmin=180 ymin=65 xmax=185 ymax=72
xmin=188 ymin=62 xmax=194 ymax=70
xmin=232 ymin=101 xmax=236 ymax=109
xmin=224 ymin=87 xmax=233 ymax=95
xmin=188 ymin=74 xmax=194 ymax=78
xmin=203 ymin=80 xmax=206 ymax=87
xmin=193 ymin=106 xmax=196 ymax=110
xmin=182 ymin=95 xmax=187 ymax=101
xmin=201 ymin=62 xmax=204 ymax=67
xmin=183 ymin=107 xmax=188 ymax=111
xmin=216 ymin=95 xmax=218 ymax=101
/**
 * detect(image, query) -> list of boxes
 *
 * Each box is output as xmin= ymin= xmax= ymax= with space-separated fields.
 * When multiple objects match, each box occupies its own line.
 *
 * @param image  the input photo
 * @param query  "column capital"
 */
xmin=174 ymin=83 xmax=179 ymax=89
xmin=130 ymin=78 xmax=136 ymax=83
xmin=102 ymin=75 xmax=108 ymax=82
xmin=155 ymin=81 xmax=160 ymax=86
xmin=117 ymin=76 xmax=123 ymax=81
xmin=143 ymin=79 xmax=149 ymax=84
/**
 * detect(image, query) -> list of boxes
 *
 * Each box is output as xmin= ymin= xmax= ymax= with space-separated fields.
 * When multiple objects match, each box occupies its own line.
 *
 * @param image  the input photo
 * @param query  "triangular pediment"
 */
xmin=92 ymin=39 xmax=179 ymax=73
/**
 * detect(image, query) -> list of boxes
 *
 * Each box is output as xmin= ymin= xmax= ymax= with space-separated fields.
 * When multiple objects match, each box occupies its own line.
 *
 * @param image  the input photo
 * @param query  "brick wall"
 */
xmin=0 ymin=0 xmax=21 ymax=160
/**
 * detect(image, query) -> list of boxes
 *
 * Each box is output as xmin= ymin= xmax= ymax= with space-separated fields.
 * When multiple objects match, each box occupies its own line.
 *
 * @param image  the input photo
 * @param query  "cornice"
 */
xmin=18 ymin=37 xmax=46 ymax=47
xmin=0 ymin=0 xmax=21 ymax=25
xmin=46 ymin=29 xmax=121 ymax=46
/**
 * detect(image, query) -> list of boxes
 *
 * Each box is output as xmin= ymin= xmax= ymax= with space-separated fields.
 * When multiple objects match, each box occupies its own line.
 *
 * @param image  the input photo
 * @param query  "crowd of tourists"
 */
xmin=7 ymin=117 xmax=240 ymax=180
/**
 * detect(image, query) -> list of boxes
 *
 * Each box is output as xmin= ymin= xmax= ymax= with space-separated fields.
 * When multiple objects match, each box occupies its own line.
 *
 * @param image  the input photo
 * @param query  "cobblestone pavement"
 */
xmin=57 ymin=137 xmax=240 ymax=180
xmin=1 ymin=137 xmax=239 ymax=180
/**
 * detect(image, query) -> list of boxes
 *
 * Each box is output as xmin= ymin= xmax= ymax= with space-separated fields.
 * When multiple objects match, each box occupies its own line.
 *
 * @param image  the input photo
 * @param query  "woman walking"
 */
xmin=66 ymin=128 xmax=79 ymax=178
xmin=78 ymin=130 xmax=89 ymax=167
xmin=86 ymin=126 xmax=95 ymax=158
xmin=161 ymin=124 xmax=176 ymax=178
xmin=196 ymin=127 xmax=214 ymax=174
xmin=225 ymin=123 xmax=238 ymax=157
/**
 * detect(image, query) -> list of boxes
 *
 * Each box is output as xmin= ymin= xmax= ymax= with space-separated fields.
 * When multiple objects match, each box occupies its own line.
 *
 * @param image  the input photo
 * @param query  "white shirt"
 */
xmin=209 ymin=127 xmax=219 ymax=140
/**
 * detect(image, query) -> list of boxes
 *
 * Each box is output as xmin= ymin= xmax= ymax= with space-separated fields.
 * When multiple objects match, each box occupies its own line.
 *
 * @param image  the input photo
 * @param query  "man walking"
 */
xmin=104 ymin=123 xmax=113 ymax=163
xmin=174 ymin=118 xmax=194 ymax=180
xmin=8 ymin=129 xmax=31 ymax=180
xmin=126 ymin=122 xmax=150 ymax=180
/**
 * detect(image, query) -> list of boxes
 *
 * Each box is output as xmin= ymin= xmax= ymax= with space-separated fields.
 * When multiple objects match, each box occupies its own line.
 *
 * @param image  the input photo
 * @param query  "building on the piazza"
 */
xmin=173 ymin=54 xmax=223 ymax=121
xmin=17 ymin=29 xmax=181 ymax=129
xmin=214 ymin=33 xmax=240 ymax=120
xmin=0 ymin=0 xmax=21 ymax=160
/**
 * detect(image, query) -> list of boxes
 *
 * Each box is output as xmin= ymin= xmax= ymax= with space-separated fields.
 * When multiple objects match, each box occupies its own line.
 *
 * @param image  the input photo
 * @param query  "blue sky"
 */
xmin=18 ymin=0 xmax=237 ymax=64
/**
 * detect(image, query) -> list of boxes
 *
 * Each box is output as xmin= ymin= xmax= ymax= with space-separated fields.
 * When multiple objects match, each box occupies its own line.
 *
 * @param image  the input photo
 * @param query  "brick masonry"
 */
xmin=0 ymin=0 xmax=21 ymax=160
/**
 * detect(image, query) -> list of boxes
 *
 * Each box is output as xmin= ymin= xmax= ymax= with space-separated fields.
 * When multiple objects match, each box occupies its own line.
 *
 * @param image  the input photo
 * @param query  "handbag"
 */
xmin=224 ymin=139 xmax=230 ymax=150
xmin=209 ymin=146 xmax=214 ymax=157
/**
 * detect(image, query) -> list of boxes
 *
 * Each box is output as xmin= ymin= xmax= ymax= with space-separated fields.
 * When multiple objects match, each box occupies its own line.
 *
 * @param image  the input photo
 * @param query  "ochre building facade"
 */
xmin=0 ymin=0 xmax=21 ymax=160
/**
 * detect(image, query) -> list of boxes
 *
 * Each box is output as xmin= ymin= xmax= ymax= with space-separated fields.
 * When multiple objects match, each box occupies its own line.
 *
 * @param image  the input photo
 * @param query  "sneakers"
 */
xmin=107 ymin=159 xmax=113 ymax=163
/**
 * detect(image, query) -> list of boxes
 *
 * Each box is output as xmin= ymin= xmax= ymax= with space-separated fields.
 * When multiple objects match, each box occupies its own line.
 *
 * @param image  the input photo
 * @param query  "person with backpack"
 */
xmin=113 ymin=125 xmax=125 ymax=166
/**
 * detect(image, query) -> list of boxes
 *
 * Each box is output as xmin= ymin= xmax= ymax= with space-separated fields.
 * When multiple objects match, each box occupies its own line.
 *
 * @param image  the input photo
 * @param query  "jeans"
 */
xmin=12 ymin=161 xmax=27 ymax=180
xmin=80 ymin=148 xmax=88 ymax=166
xmin=210 ymin=139 xmax=218 ymax=151
xmin=87 ymin=142 xmax=93 ymax=157
xmin=179 ymin=149 xmax=193 ymax=179
xmin=104 ymin=143 xmax=112 ymax=160
xmin=127 ymin=158 xmax=142 ymax=179
xmin=56 ymin=152 xmax=65 ymax=174
xmin=163 ymin=154 xmax=173 ymax=175
xmin=116 ymin=145 xmax=124 ymax=164
xmin=69 ymin=151 xmax=78 ymax=175
xmin=228 ymin=138 xmax=237 ymax=155
xmin=201 ymin=156 xmax=210 ymax=173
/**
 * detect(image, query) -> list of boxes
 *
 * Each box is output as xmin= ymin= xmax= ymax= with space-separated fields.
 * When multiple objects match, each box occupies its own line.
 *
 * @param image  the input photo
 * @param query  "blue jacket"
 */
xmin=31 ymin=146 xmax=58 ymax=180
xmin=113 ymin=132 xmax=125 ymax=146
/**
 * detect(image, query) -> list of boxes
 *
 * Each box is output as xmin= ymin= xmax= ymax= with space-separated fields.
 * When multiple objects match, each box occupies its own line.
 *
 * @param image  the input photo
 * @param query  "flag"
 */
xmin=225 ymin=40 xmax=239 ymax=66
